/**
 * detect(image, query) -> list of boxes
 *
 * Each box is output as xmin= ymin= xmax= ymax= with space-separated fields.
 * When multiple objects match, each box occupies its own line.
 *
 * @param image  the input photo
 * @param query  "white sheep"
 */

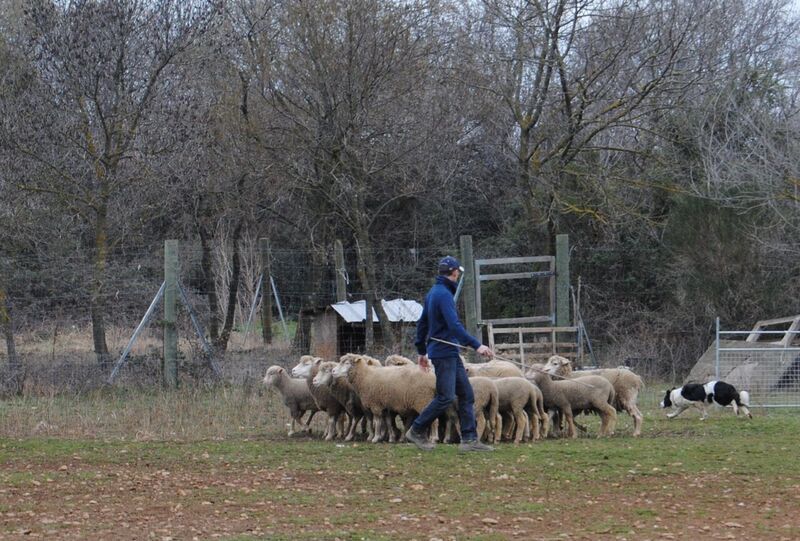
xmin=493 ymin=377 xmax=547 ymax=443
xmin=262 ymin=365 xmax=320 ymax=436
xmin=292 ymin=356 xmax=347 ymax=441
xmin=333 ymin=355 xmax=436 ymax=444
xmin=527 ymin=366 xmax=617 ymax=438
xmin=384 ymin=354 xmax=415 ymax=367
xmin=440 ymin=376 xmax=500 ymax=444
xmin=315 ymin=360 xmax=378 ymax=441
xmin=464 ymin=359 xmax=524 ymax=378
xmin=543 ymin=355 xmax=644 ymax=437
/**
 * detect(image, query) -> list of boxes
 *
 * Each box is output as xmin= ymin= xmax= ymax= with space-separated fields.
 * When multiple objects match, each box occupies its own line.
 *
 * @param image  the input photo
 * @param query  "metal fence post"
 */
xmin=715 ymin=317 xmax=720 ymax=380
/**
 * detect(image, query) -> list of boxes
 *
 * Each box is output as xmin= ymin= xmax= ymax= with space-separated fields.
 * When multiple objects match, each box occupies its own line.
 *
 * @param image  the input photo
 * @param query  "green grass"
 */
xmin=2 ymin=388 xmax=800 ymax=540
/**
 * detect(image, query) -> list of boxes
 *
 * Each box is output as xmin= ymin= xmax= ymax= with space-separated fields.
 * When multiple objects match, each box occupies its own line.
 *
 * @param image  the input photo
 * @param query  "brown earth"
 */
xmin=1 ymin=457 xmax=798 ymax=540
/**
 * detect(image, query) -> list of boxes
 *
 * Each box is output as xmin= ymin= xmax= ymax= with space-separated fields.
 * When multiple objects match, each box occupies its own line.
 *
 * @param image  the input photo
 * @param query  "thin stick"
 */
xmin=428 ymin=337 xmax=594 ymax=388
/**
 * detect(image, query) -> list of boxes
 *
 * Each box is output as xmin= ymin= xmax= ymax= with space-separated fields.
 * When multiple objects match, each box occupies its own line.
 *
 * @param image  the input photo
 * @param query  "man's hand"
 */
xmin=418 ymin=354 xmax=431 ymax=372
xmin=476 ymin=344 xmax=493 ymax=359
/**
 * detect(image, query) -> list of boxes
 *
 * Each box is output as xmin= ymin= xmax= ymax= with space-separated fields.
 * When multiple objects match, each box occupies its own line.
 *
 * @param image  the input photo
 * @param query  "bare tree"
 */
xmin=1 ymin=1 xmax=221 ymax=367
xmin=235 ymin=0 xmax=454 ymax=352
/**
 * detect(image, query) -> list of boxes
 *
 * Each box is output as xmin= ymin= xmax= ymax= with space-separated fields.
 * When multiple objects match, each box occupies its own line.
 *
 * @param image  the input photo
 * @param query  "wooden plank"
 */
xmin=460 ymin=235 xmax=479 ymax=338
xmin=747 ymin=314 xmax=800 ymax=342
xmin=499 ymin=352 xmax=578 ymax=360
xmin=751 ymin=315 xmax=800 ymax=327
xmin=479 ymin=271 xmax=554 ymax=281
xmin=495 ymin=342 xmax=578 ymax=350
xmin=781 ymin=317 xmax=800 ymax=347
xmin=475 ymin=256 xmax=555 ymax=265
xmin=490 ymin=326 xmax=578 ymax=334
xmin=481 ymin=316 xmax=553 ymax=325
xmin=556 ymin=235 xmax=569 ymax=326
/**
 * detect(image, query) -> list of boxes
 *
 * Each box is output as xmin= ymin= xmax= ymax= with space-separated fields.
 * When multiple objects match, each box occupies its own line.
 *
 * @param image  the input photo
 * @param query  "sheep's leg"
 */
xmin=564 ymin=409 xmax=577 ymax=439
xmin=345 ymin=412 xmax=361 ymax=441
xmin=599 ymin=406 xmax=617 ymax=437
xmin=513 ymin=409 xmax=527 ymax=443
xmin=324 ymin=413 xmax=337 ymax=441
xmin=303 ymin=410 xmax=317 ymax=433
xmin=370 ymin=409 xmax=385 ymax=443
xmin=501 ymin=412 xmax=515 ymax=441
xmin=336 ymin=413 xmax=347 ymax=439
xmin=475 ymin=411 xmax=486 ymax=441
xmin=363 ymin=412 xmax=373 ymax=439
xmin=529 ymin=411 xmax=540 ymax=441
xmin=384 ymin=412 xmax=398 ymax=443
xmin=627 ymin=404 xmax=643 ymax=436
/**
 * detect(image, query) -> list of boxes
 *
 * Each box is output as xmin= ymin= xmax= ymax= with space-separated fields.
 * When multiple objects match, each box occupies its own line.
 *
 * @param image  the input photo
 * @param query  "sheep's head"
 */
xmin=292 ymin=355 xmax=321 ymax=378
xmin=364 ymin=356 xmax=383 ymax=366
xmin=312 ymin=362 xmax=337 ymax=387
xmin=384 ymin=354 xmax=412 ymax=367
xmin=339 ymin=353 xmax=359 ymax=364
xmin=332 ymin=357 xmax=353 ymax=378
xmin=464 ymin=365 xmax=476 ymax=377
xmin=544 ymin=355 xmax=572 ymax=376
xmin=263 ymin=365 xmax=285 ymax=386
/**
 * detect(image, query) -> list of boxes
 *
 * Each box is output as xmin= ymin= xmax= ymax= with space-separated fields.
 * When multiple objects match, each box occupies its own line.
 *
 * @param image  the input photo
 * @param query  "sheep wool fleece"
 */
xmin=412 ymin=275 xmax=481 ymax=441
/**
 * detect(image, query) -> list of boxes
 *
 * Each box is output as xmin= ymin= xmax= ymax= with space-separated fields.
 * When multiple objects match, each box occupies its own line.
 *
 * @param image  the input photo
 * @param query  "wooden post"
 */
xmin=334 ymin=239 xmax=346 ymax=303
xmin=163 ymin=240 xmax=178 ymax=388
xmin=260 ymin=238 xmax=273 ymax=344
xmin=555 ymin=234 xmax=570 ymax=327
xmin=460 ymin=235 xmax=479 ymax=339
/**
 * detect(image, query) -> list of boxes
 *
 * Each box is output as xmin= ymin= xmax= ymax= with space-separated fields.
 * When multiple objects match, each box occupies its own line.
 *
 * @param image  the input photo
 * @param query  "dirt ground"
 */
xmin=2 ymin=454 xmax=799 ymax=541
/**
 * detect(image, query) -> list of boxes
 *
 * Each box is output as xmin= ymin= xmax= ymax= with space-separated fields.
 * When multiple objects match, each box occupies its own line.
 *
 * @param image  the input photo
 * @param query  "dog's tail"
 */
xmin=738 ymin=390 xmax=751 ymax=407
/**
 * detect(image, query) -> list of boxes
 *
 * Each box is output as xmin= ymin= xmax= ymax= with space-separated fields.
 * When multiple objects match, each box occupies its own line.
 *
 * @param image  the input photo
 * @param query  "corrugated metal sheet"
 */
xmin=330 ymin=299 xmax=423 ymax=323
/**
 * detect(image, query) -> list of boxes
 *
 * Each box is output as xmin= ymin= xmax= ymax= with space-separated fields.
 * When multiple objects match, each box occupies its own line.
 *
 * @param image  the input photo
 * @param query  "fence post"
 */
xmin=715 ymin=317 xmax=720 ymax=380
xmin=555 ymin=234 xmax=570 ymax=327
xmin=459 ymin=235 xmax=478 ymax=339
xmin=260 ymin=238 xmax=273 ymax=345
xmin=163 ymin=240 xmax=179 ymax=388
xmin=334 ymin=239 xmax=346 ymax=302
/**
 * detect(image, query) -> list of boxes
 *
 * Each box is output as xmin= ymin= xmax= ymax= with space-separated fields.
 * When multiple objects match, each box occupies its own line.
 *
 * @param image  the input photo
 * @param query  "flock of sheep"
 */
xmin=262 ymin=353 xmax=645 ymax=445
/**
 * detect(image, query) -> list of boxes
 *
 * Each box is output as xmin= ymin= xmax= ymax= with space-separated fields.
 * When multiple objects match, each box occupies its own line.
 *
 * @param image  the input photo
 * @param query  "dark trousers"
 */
xmin=411 ymin=355 xmax=478 ymax=442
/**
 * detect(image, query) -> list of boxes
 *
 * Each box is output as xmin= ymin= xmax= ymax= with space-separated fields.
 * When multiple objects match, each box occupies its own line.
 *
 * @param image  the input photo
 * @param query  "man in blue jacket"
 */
xmin=406 ymin=255 xmax=495 ymax=452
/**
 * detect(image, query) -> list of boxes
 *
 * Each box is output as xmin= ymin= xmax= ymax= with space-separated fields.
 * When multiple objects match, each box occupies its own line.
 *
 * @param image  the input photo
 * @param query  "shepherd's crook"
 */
xmin=429 ymin=337 xmax=595 ymax=388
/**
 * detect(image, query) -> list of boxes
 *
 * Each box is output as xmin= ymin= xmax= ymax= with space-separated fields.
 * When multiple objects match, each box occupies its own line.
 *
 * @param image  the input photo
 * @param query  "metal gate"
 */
xmin=715 ymin=318 xmax=800 ymax=408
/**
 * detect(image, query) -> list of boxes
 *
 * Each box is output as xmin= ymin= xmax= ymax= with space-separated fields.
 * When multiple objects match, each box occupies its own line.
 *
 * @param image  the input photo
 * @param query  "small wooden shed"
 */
xmin=307 ymin=299 xmax=423 ymax=359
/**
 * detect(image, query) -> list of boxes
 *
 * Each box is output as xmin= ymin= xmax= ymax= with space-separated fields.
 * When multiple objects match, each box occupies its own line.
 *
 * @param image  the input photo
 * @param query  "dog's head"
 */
xmin=660 ymin=387 xmax=677 ymax=409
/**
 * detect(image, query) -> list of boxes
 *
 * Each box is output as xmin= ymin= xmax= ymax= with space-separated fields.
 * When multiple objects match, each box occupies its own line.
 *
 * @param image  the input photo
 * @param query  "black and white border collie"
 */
xmin=660 ymin=380 xmax=752 ymax=419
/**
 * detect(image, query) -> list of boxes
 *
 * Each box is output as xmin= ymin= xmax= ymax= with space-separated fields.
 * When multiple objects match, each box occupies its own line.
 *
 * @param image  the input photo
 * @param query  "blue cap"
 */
xmin=438 ymin=255 xmax=464 ymax=274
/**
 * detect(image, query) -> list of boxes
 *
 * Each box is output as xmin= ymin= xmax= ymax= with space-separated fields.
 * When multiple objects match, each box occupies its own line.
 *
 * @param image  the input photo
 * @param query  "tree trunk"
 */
xmin=199 ymin=223 xmax=220 ymax=341
xmin=356 ymin=243 xmax=374 ymax=353
xmin=1 ymin=286 xmax=22 ymax=395
xmin=214 ymin=221 xmax=244 ymax=356
xmin=355 ymin=230 xmax=394 ymax=355
xmin=91 ymin=203 xmax=111 ymax=368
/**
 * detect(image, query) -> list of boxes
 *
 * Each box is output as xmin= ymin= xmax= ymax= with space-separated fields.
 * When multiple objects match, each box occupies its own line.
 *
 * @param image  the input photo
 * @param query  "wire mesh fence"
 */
xmin=716 ymin=330 xmax=800 ymax=408
xmin=2 ymin=237 xmax=797 ymax=395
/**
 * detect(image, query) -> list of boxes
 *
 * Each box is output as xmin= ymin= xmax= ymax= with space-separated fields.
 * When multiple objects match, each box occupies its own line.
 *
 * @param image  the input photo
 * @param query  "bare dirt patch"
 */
xmin=2 ymin=453 xmax=799 ymax=540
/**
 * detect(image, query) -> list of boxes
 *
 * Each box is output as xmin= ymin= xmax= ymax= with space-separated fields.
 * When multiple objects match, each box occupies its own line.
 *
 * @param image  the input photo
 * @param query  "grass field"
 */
xmin=1 ymin=386 xmax=799 ymax=540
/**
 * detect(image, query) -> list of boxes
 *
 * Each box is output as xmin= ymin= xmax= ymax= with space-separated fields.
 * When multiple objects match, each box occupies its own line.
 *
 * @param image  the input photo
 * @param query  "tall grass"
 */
xmin=0 ymin=383 xmax=295 ymax=441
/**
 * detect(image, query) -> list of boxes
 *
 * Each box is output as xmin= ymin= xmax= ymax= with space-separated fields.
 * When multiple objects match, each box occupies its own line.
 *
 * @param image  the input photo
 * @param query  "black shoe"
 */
xmin=405 ymin=428 xmax=435 ymax=451
xmin=458 ymin=439 xmax=494 ymax=452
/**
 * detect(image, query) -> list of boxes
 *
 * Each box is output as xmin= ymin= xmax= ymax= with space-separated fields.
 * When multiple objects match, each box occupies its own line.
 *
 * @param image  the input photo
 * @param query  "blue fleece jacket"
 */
xmin=415 ymin=275 xmax=481 ymax=358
